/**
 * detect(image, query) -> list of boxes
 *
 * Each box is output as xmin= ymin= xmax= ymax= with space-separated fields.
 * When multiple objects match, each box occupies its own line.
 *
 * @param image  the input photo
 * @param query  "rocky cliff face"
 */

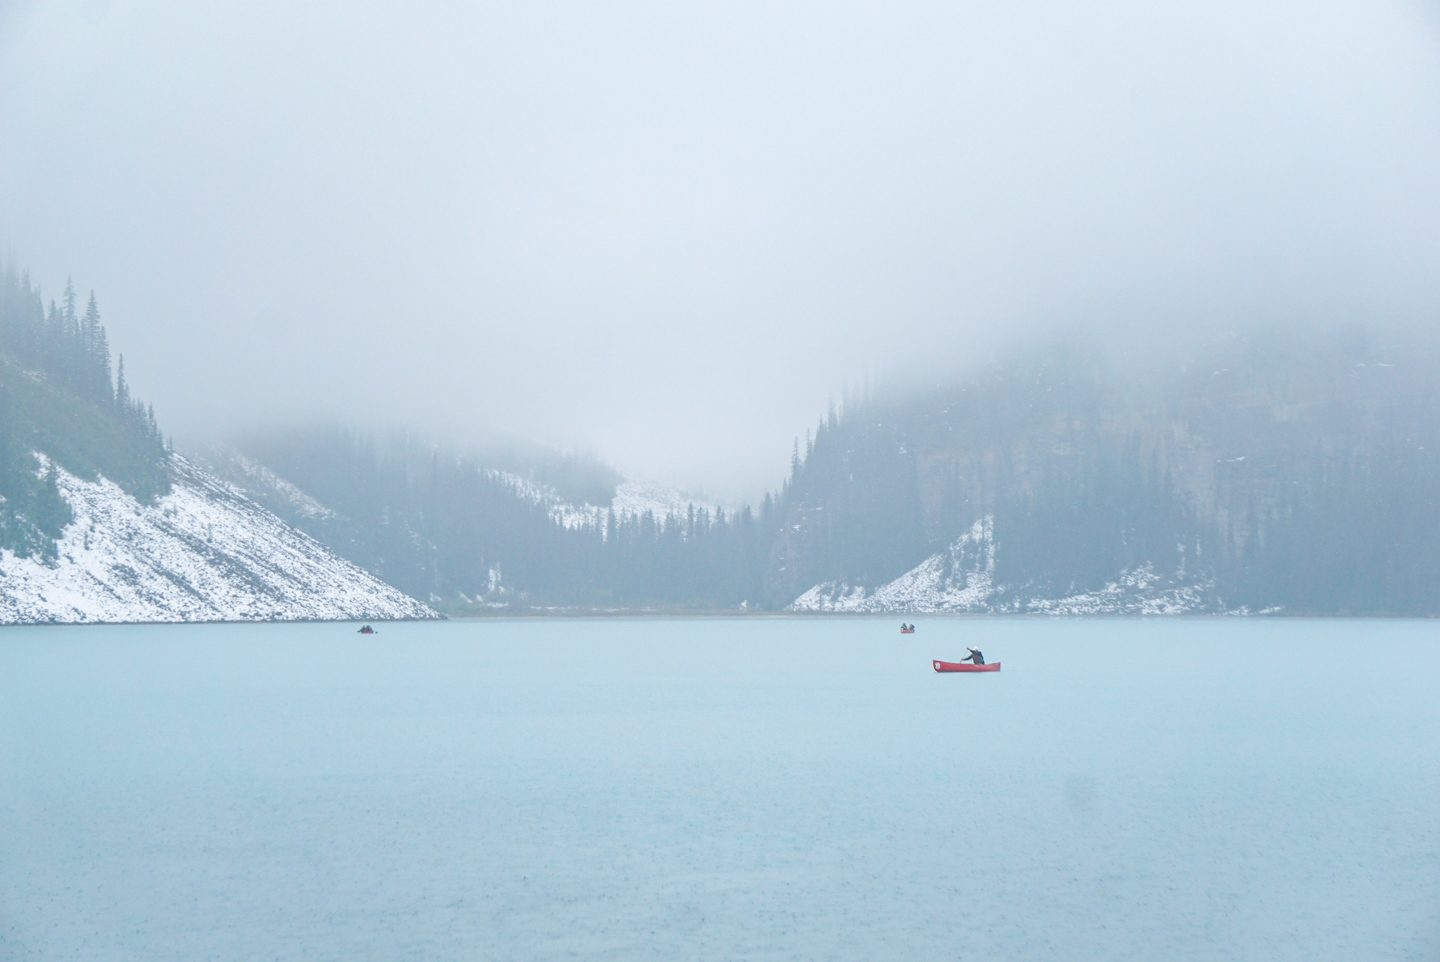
xmin=0 ymin=454 xmax=438 ymax=624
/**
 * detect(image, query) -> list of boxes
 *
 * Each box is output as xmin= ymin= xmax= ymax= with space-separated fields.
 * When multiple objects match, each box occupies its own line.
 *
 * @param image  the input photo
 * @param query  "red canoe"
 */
xmin=933 ymin=660 xmax=1000 ymax=672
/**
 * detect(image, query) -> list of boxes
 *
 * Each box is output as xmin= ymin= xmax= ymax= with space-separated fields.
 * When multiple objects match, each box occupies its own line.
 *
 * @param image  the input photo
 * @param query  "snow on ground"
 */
xmin=0 ymin=454 xmax=438 ymax=624
xmin=205 ymin=450 xmax=337 ymax=521
xmin=1023 ymin=566 xmax=1216 ymax=616
xmin=793 ymin=517 xmax=998 ymax=613
xmin=790 ymin=515 xmax=1221 ymax=615
xmin=486 ymin=471 xmax=600 ymax=529
xmin=488 ymin=472 xmax=723 ymax=535
xmin=610 ymin=479 xmax=723 ymax=523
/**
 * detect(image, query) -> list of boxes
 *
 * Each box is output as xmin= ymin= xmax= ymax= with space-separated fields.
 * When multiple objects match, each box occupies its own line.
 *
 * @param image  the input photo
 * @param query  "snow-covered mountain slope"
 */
xmin=0 ymin=455 xmax=438 ymax=624
xmin=200 ymin=449 xmax=338 ymax=521
xmin=490 ymin=471 xmax=724 ymax=534
xmin=790 ymin=516 xmax=1227 ymax=615
xmin=610 ymin=480 xmax=721 ymax=523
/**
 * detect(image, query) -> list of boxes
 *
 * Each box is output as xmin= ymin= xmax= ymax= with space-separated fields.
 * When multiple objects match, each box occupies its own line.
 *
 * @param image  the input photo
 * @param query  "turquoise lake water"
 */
xmin=1 ymin=617 xmax=1437 ymax=960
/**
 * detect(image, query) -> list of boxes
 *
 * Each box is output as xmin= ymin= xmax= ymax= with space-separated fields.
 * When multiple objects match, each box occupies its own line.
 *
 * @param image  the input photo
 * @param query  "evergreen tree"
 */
xmin=115 ymin=354 xmax=129 ymax=411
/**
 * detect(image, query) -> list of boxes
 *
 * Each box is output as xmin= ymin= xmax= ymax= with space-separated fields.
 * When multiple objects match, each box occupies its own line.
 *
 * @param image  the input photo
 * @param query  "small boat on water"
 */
xmin=358 ymin=625 xmax=377 ymax=634
xmin=933 ymin=659 xmax=1000 ymax=672
xmin=900 ymin=623 xmax=915 ymax=634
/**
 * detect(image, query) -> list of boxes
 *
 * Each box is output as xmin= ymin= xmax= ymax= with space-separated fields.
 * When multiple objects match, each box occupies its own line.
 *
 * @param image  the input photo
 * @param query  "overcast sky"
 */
xmin=2 ymin=1 xmax=1439 ymax=497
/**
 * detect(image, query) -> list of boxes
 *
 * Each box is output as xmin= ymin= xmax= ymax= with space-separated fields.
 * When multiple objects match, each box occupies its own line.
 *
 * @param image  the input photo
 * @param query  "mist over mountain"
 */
xmin=4 ymin=2 xmax=1439 ymax=496
xmin=198 ymin=425 xmax=775 ymax=612
xmin=180 ymin=324 xmax=1440 ymax=616
xmin=5 ymin=249 xmax=1440 ymax=618
xmin=0 ymin=266 xmax=436 ymax=623
xmin=781 ymin=327 xmax=1440 ymax=615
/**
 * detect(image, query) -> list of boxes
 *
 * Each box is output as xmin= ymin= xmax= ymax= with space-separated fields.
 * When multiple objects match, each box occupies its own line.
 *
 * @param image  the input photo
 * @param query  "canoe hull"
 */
xmin=933 ymin=660 xmax=1000 ymax=672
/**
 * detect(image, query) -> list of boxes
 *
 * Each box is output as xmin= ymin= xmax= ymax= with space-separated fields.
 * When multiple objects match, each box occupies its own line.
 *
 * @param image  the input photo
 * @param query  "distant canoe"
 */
xmin=358 ymin=626 xmax=377 ymax=634
xmin=901 ymin=628 xmax=915 ymax=634
xmin=933 ymin=659 xmax=999 ymax=672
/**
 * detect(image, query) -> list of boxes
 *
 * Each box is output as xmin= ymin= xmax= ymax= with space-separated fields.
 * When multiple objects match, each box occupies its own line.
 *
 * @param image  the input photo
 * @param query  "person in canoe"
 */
xmin=961 ymin=647 xmax=985 ymax=665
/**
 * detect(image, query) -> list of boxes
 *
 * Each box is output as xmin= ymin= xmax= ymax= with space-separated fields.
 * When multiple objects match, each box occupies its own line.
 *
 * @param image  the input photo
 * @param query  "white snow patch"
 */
xmin=790 ymin=516 xmax=1220 ymax=615
xmin=611 ymin=480 xmax=723 ymax=524
xmin=487 ymin=472 xmax=723 ymax=536
xmin=791 ymin=517 xmax=998 ymax=613
xmin=0 ymin=454 xmax=438 ymax=624
xmin=210 ymin=452 xmax=337 ymax=520
xmin=1024 ymin=566 xmax=1214 ymax=616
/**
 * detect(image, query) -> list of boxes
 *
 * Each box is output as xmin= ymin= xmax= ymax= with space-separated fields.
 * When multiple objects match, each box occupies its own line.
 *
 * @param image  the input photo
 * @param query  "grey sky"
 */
xmin=2 ymin=1 xmax=1439 ymax=497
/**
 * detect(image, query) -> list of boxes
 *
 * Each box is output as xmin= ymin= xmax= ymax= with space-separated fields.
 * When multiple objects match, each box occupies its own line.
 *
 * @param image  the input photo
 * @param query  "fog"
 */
xmin=2 ymin=1 xmax=1439 ymax=498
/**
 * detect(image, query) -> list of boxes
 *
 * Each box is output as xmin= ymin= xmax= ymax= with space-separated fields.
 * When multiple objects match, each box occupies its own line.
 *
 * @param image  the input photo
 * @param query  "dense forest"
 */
xmin=0 ymin=264 xmax=167 ymax=558
xmin=769 ymin=330 xmax=1440 ymax=615
xmin=214 ymin=427 xmax=779 ymax=610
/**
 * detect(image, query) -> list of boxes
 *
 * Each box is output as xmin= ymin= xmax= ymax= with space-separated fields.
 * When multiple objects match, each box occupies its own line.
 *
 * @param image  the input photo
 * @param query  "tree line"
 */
xmin=230 ymin=426 xmax=784 ymax=610
xmin=0 ymin=262 xmax=168 ymax=557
